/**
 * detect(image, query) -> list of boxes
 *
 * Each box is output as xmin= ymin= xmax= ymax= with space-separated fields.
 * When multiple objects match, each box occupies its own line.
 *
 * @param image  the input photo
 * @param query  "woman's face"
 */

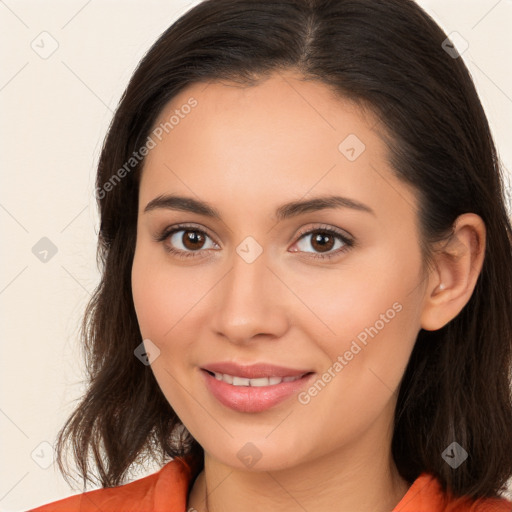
xmin=131 ymin=70 xmax=431 ymax=472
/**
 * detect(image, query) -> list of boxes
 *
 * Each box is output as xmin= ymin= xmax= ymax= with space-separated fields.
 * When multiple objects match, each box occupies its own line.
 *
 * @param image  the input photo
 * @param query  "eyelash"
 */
xmin=154 ymin=223 xmax=355 ymax=261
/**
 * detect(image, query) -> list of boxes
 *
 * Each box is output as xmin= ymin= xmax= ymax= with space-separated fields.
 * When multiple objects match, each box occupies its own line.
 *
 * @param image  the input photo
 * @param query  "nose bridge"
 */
xmin=212 ymin=238 xmax=287 ymax=343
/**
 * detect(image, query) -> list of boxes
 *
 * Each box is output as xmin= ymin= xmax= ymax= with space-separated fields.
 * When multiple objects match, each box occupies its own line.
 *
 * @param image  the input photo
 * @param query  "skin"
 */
xmin=131 ymin=69 xmax=486 ymax=512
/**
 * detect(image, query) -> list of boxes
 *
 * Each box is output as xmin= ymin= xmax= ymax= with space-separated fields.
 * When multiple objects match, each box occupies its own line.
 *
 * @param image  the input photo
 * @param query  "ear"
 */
xmin=420 ymin=213 xmax=486 ymax=331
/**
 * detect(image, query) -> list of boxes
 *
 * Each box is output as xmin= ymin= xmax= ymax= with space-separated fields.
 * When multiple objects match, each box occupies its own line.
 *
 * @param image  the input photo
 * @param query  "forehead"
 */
xmin=152 ymin=71 xmax=377 ymax=149
xmin=139 ymin=71 xmax=418 ymax=223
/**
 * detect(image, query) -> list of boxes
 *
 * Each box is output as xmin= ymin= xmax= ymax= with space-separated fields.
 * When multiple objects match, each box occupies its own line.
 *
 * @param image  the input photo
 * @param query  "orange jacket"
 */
xmin=28 ymin=456 xmax=512 ymax=512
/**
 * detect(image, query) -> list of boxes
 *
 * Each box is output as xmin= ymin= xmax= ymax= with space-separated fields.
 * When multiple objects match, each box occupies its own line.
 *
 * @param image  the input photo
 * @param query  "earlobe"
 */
xmin=420 ymin=213 xmax=486 ymax=331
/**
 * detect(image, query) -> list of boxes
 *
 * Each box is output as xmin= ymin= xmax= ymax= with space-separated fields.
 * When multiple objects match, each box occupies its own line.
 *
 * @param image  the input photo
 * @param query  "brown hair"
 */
xmin=55 ymin=0 xmax=512 ymax=502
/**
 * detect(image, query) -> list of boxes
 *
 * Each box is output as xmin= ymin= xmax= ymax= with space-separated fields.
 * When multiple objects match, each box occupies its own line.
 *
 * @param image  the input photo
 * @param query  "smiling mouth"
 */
xmin=201 ymin=368 xmax=316 ymax=413
xmin=204 ymin=369 xmax=313 ymax=387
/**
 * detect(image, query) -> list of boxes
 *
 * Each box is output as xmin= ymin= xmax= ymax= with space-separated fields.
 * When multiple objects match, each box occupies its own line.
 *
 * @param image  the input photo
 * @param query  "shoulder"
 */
xmin=445 ymin=494 xmax=512 ymax=512
xmin=393 ymin=472 xmax=512 ymax=512
xmin=27 ymin=456 xmax=193 ymax=512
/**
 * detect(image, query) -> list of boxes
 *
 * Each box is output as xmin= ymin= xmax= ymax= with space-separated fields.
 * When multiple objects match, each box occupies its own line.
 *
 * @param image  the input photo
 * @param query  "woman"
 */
xmin=29 ymin=0 xmax=512 ymax=511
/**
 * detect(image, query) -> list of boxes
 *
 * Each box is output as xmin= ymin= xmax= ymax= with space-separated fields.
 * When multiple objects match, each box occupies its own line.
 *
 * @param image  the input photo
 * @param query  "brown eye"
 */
xmin=309 ymin=231 xmax=336 ymax=253
xmin=157 ymin=225 xmax=219 ymax=260
xmin=295 ymin=229 xmax=348 ymax=254
xmin=290 ymin=226 xmax=354 ymax=261
xmin=180 ymin=230 xmax=207 ymax=250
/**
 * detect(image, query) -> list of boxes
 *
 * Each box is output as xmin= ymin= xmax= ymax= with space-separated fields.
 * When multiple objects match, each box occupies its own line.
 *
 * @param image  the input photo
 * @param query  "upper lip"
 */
xmin=201 ymin=362 xmax=313 ymax=379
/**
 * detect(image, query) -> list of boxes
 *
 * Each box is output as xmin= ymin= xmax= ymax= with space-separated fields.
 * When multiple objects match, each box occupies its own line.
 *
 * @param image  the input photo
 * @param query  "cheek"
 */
xmin=294 ymin=245 xmax=423 ymax=390
xmin=291 ymin=245 xmax=421 ymax=343
xmin=131 ymin=248 xmax=201 ymax=409
xmin=291 ymin=272 xmax=421 ymax=444
xmin=131 ymin=245 xmax=205 ymax=340
xmin=131 ymin=252 xmax=171 ymax=340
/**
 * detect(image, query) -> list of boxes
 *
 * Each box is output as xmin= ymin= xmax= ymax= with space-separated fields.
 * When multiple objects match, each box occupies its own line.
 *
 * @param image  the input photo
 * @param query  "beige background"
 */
xmin=1 ymin=1 xmax=511 ymax=510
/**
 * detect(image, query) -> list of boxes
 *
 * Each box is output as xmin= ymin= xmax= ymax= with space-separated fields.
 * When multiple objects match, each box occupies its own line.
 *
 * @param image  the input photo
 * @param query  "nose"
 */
xmin=210 ymin=244 xmax=289 ymax=345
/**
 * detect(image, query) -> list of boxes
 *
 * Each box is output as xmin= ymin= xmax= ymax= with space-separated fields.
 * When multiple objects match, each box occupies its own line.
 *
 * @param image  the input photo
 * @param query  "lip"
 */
xmin=201 ymin=361 xmax=311 ymax=379
xmin=200 ymin=366 xmax=315 ymax=413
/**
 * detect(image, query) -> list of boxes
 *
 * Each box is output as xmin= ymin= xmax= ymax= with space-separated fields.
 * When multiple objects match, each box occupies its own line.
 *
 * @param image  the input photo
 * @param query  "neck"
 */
xmin=187 ymin=436 xmax=410 ymax=512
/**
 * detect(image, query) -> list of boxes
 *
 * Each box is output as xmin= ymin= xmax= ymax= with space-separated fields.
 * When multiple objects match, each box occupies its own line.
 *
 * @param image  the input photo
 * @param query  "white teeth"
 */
xmin=211 ymin=372 xmax=303 ymax=386
xmin=249 ymin=377 xmax=270 ymax=387
xmin=232 ymin=376 xmax=250 ymax=386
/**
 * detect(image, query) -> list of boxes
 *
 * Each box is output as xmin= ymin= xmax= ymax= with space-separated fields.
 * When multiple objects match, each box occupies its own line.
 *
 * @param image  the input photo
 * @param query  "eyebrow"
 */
xmin=143 ymin=193 xmax=375 ymax=220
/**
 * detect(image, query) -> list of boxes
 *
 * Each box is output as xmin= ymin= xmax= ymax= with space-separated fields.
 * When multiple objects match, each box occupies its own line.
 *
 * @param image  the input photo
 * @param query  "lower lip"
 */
xmin=201 ymin=369 xmax=315 ymax=413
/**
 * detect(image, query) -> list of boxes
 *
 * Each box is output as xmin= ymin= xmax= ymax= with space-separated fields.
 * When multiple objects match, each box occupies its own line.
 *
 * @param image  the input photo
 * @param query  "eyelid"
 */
xmin=153 ymin=222 xmax=218 ymax=244
xmin=294 ymin=223 xmax=354 ymax=243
